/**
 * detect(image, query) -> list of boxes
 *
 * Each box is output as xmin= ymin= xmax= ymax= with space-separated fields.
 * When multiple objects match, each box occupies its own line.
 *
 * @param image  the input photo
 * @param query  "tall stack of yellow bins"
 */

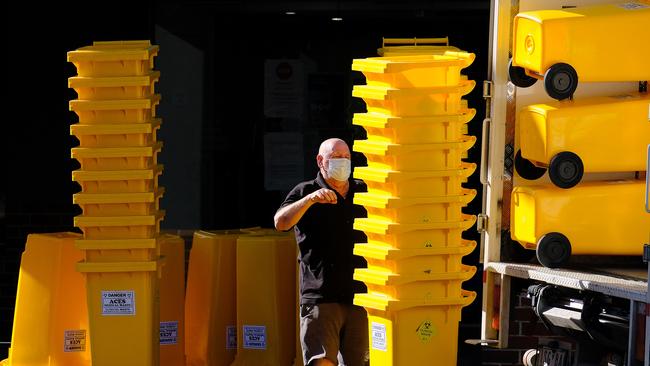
xmin=351 ymin=52 xmax=478 ymax=365
xmin=68 ymin=40 xmax=165 ymax=366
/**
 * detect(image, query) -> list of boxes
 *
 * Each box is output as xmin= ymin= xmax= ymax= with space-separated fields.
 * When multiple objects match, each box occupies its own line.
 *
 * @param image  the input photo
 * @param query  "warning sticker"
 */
xmin=101 ymin=290 xmax=135 ymax=316
xmin=371 ymin=322 xmax=387 ymax=351
xmin=64 ymin=329 xmax=86 ymax=352
xmin=226 ymin=326 xmax=237 ymax=349
xmin=242 ymin=325 xmax=266 ymax=350
xmin=160 ymin=321 xmax=178 ymax=345
xmin=618 ymin=2 xmax=648 ymax=9
xmin=415 ymin=320 xmax=436 ymax=343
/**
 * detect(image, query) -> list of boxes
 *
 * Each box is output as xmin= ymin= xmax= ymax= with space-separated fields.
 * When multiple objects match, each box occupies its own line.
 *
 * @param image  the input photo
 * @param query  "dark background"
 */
xmin=2 ymin=0 xmax=490 ymax=362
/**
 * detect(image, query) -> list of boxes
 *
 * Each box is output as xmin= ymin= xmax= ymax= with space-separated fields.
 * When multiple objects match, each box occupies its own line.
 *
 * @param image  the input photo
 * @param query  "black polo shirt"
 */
xmin=279 ymin=172 xmax=368 ymax=305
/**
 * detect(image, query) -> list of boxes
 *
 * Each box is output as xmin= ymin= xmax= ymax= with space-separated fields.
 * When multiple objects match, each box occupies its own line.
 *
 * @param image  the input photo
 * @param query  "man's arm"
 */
xmin=274 ymin=188 xmax=337 ymax=231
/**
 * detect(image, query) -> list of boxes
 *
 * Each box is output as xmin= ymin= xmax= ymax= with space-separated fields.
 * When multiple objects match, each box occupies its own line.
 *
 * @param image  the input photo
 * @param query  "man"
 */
xmin=274 ymin=138 xmax=369 ymax=366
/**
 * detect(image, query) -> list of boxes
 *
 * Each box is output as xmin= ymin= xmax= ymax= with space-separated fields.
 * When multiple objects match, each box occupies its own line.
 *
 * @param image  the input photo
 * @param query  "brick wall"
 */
xmin=482 ymin=278 xmax=577 ymax=366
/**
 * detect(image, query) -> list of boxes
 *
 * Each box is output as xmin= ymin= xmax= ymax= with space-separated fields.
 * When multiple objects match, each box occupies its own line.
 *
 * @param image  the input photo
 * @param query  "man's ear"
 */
xmin=316 ymin=155 xmax=323 ymax=168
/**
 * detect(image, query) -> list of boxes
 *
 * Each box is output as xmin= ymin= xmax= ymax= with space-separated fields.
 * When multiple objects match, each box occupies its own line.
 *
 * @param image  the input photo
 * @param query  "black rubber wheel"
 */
xmin=508 ymin=59 xmax=537 ymax=88
xmin=514 ymin=150 xmax=547 ymax=180
xmin=544 ymin=62 xmax=578 ymax=100
xmin=536 ymin=232 xmax=571 ymax=268
xmin=548 ymin=151 xmax=584 ymax=189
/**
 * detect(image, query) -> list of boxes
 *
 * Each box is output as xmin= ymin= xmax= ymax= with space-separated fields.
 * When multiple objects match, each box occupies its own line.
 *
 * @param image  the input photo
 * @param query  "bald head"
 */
xmin=318 ymin=138 xmax=349 ymax=157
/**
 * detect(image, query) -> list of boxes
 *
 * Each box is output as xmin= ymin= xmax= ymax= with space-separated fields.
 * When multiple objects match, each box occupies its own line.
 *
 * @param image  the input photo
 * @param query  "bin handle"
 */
xmin=382 ymin=37 xmax=449 ymax=47
xmin=645 ymin=145 xmax=650 ymax=213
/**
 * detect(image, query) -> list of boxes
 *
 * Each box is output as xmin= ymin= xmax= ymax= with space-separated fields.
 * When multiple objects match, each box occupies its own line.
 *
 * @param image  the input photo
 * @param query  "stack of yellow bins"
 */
xmin=68 ymin=40 xmax=165 ymax=366
xmin=351 ymin=52 xmax=478 ymax=366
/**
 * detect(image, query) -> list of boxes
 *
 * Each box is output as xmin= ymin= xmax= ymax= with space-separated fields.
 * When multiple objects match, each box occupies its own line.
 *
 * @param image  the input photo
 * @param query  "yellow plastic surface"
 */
xmin=70 ymin=95 xmax=160 ymax=124
xmin=355 ymin=188 xmax=476 ymax=224
xmin=74 ymin=211 xmax=164 ymax=239
xmin=76 ymin=237 xmax=159 ymax=263
xmin=159 ymin=234 xmax=186 ymax=366
xmin=69 ymin=71 xmax=160 ymax=100
xmin=71 ymin=142 xmax=162 ymax=171
xmin=73 ymin=165 xmax=162 ymax=194
xmin=74 ymin=188 xmax=163 ymax=216
xmin=354 ymin=162 xmax=475 ymax=198
xmin=354 ymin=107 xmax=476 ymax=144
xmin=378 ymin=37 xmax=460 ymax=57
xmin=353 ymin=80 xmax=475 ymax=116
xmin=354 ymin=239 xmax=476 ymax=274
xmin=231 ymin=232 xmax=297 ymax=366
xmin=352 ymin=52 xmax=475 ymax=88
xmin=77 ymin=259 xmax=160 ymax=366
xmin=511 ymin=180 xmax=650 ymax=255
xmin=354 ymin=136 xmax=476 ymax=171
xmin=67 ymin=41 xmax=159 ymax=77
xmin=355 ymin=290 xmax=475 ymax=366
xmin=71 ymin=119 xmax=161 ymax=147
xmin=185 ymin=230 xmax=242 ymax=366
xmin=512 ymin=2 xmax=650 ymax=81
xmin=6 ymin=233 xmax=91 ymax=366
xmin=354 ymin=264 xmax=476 ymax=300
xmin=520 ymin=93 xmax=650 ymax=172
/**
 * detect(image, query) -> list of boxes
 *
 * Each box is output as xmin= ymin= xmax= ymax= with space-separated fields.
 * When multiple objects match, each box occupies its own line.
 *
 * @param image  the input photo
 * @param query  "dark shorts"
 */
xmin=300 ymin=302 xmax=369 ymax=366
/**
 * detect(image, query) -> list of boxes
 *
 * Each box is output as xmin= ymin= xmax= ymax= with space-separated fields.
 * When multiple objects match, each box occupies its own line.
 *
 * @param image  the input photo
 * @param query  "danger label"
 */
xmin=101 ymin=290 xmax=135 ymax=316
xmin=242 ymin=325 xmax=266 ymax=349
xmin=618 ymin=2 xmax=648 ymax=9
xmin=160 ymin=321 xmax=178 ymax=345
xmin=226 ymin=326 xmax=237 ymax=349
xmin=371 ymin=322 xmax=387 ymax=351
xmin=415 ymin=319 xmax=436 ymax=343
xmin=64 ymin=329 xmax=86 ymax=352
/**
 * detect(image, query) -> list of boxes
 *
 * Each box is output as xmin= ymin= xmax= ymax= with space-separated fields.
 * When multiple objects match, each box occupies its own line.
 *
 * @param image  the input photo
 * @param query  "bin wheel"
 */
xmin=515 ymin=150 xmax=547 ymax=180
xmin=536 ymin=232 xmax=571 ymax=268
xmin=522 ymin=349 xmax=539 ymax=366
xmin=509 ymin=59 xmax=537 ymax=88
xmin=548 ymin=151 xmax=583 ymax=189
xmin=544 ymin=63 xmax=578 ymax=100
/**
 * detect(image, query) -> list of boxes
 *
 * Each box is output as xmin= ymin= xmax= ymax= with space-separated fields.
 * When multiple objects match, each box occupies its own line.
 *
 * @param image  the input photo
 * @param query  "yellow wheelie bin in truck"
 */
xmin=511 ymin=180 xmax=650 ymax=268
xmin=514 ymin=92 xmax=650 ymax=188
xmin=508 ymin=1 xmax=650 ymax=100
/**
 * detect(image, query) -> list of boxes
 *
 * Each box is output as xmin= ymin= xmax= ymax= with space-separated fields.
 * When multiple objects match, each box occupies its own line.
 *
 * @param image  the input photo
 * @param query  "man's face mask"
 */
xmin=326 ymin=158 xmax=351 ymax=182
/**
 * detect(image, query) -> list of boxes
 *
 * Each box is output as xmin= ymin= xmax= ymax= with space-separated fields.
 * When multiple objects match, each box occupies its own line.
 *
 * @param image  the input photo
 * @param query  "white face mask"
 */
xmin=326 ymin=158 xmax=351 ymax=181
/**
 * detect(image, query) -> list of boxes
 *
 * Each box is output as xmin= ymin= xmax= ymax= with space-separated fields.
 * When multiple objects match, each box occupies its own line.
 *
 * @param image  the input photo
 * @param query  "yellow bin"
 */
xmin=70 ymin=95 xmax=160 ymax=124
xmin=355 ymin=189 xmax=476 ymax=224
xmin=185 ymin=230 xmax=242 ymax=366
xmin=71 ymin=142 xmax=162 ymax=171
xmin=354 ymin=136 xmax=476 ymax=171
xmin=72 ymin=165 xmax=162 ymax=194
xmin=76 ymin=237 xmax=159 ymax=262
xmin=355 ymin=290 xmax=475 ymax=366
xmin=73 ymin=188 xmax=163 ymax=216
xmin=511 ymin=180 xmax=650 ymax=268
xmin=353 ymin=107 xmax=475 ymax=144
xmin=355 ymin=214 xmax=476 ymax=250
xmin=354 ymin=239 xmax=476 ymax=274
xmin=5 ymin=233 xmax=91 ymax=366
xmin=74 ymin=211 xmax=164 ymax=239
xmin=353 ymin=80 xmax=474 ymax=116
xmin=231 ymin=232 xmax=297 ymax=366
xmin=377 ymin=37 xmax=460 ymax=57
xmin=353 ymin=163 xmax=475 ymax=198
xmin=69 ymin=71 xmax=160 ymax=100
xmin=67 ymin=40 xmax=159 ymax=77
xmin=354 ymin=264 xmax=476 ymax=300
xmin=77 ymin=260 xmax=161 ymax=366
xmin=159 ymin=234 xmax=186 ymax=366
xmin=71 ymin=119 xmax=161 ymax=148
xmin=352 ymin=52 xmax=475 ymax=88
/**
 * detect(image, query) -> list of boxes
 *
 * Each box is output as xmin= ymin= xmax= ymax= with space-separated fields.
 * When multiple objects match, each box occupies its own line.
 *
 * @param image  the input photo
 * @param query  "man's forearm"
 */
xmin=274 ymin=196 xmax=313 ymax=231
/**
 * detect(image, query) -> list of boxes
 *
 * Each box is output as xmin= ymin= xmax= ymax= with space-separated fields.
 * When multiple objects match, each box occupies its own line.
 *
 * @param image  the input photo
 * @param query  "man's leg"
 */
xmin=339 ymin=304 xmax=369 ymax=366
xmin=300 ymin=303 xmax=345 ymax=366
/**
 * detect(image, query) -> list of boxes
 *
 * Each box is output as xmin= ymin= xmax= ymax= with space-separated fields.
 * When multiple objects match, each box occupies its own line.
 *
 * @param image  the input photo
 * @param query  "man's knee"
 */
xmin=311 ymin=358 xmax=336 ymax=366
